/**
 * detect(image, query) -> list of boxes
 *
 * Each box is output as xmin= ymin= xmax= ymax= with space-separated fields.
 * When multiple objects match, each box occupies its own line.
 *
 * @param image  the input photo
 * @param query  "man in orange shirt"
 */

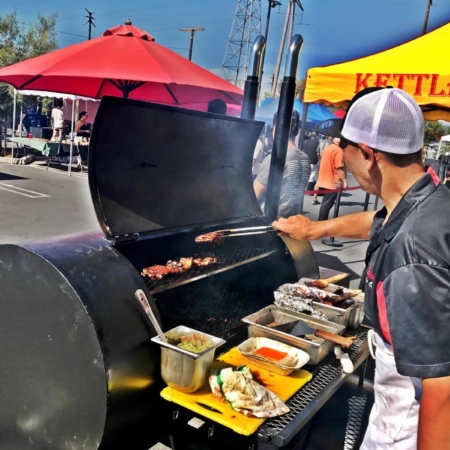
xmin=316 ymin=137 xmax=347 ymax=220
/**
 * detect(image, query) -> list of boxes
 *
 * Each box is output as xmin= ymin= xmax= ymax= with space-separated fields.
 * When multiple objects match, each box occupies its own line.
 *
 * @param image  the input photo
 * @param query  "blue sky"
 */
xmin=3 ymin=0 xmax=450 ymax=93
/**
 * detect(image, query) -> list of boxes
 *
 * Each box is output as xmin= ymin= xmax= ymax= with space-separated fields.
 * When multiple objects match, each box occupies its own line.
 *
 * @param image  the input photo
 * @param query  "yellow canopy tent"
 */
xmin=303 ymin=22 xmax=450 ymax=121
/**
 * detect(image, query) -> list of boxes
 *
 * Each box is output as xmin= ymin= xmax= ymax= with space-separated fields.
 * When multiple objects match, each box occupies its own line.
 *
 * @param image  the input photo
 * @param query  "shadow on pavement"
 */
xmin=0 ymin=172 xmax=28 ymax=181
xmin=315 ymin=251 xmax=362 ymax=282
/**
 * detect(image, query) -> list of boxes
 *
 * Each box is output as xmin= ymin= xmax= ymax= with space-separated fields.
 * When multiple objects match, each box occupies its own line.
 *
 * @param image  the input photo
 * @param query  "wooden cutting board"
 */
xmin=160 ymin=347 xmax=312 ymax=436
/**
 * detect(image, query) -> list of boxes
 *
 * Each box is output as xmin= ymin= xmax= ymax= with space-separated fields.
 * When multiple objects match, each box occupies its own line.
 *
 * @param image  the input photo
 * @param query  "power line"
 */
xmin=18 ymin=21 xmax=86 ymax=38
xmin=422 ymin=0 xmax=432 ymax=34
xmin=180 ymin=27 xmax=205 ymax=61
xmin=83 ymin=8 xmax=96 ymax=40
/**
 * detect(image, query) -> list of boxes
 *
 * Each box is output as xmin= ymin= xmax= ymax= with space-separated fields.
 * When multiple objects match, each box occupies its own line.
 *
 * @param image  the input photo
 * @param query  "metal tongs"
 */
xmin=218 ymin=225 xmax=276 ymax=238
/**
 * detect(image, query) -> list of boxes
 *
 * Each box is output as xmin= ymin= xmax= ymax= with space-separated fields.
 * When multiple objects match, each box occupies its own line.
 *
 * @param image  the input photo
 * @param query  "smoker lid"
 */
xmin=89 ymin=97 xmax=264 ymax=240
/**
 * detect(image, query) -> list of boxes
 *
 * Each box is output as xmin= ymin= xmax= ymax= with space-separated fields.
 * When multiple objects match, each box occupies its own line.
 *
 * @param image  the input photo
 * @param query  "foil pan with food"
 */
xmin=275 ymin=283 xmax=362 ymax=328
xmin=273 ymin=291 xmax=330 ymax=321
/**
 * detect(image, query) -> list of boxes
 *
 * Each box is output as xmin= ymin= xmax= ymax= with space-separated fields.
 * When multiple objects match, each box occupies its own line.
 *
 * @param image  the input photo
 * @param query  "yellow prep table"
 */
xmin=161 ymin=347 xmax=312 ymax=436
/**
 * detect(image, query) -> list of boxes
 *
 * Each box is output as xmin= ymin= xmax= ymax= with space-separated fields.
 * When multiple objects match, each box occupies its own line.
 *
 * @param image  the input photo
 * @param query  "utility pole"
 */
xmin=271 ymin=0 xmax=291 ymax=98
xmin=222 ymin=0 xmax=262 ymax=87
xmin=258 ymin=0 xmax=282 ymax=99
xmin=288 ymin=0 xmax=303 ymax=44
xmin=180 ymin=27 xmax=205 ymax=61
xmin=271 ymin=0 xmax=303 ymax=97
xmin=83 ymin=8 xmax=96 ymax=40
xmin=422 ymin=0 xmax=432 ymax=35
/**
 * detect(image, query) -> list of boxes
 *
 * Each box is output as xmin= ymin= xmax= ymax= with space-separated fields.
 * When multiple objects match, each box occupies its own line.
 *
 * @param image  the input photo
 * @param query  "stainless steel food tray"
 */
xmin=277 ymin=282 xmax=364 ymax=329
xmin=242 ymin=305 xmax=345 ymax=365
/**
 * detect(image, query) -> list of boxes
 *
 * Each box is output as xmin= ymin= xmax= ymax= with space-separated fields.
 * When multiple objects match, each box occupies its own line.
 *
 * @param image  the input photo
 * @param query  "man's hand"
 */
xmin=273 ymin=211 xmax=376 ymax=241
xmin=418 ymin=376 xmax=450 ymax=450
xmin=273 ymin=215 xmax=315 ymax=241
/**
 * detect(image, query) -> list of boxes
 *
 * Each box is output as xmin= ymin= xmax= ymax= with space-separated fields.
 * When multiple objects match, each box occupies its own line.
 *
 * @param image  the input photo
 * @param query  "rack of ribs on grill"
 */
xmin=141 ymin=256 xmax=217 ymax=281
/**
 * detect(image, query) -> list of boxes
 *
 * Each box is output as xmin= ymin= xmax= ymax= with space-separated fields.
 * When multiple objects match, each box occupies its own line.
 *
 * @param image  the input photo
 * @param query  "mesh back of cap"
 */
xmin=342 ymin=88 xmax=424 ymax=155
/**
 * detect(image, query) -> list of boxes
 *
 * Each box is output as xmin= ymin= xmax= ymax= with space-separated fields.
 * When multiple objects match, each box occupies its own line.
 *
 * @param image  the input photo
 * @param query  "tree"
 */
xmin=424 ymin=121 xmax=449 ymax=145
xmin=0 ymin=11 xmax=58 ymax=121
xmin=295 ymin=79 xmax=305 ymax=100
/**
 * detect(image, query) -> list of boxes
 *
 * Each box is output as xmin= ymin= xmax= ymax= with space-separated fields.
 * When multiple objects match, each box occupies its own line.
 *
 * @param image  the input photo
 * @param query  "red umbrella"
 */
xmin=0 ymin=24 xmax=243 ymax=106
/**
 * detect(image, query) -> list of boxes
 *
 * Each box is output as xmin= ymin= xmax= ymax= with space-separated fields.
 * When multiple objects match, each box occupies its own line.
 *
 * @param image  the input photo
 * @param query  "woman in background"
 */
xmin=75 ymin=111 xmax=91 ymax=139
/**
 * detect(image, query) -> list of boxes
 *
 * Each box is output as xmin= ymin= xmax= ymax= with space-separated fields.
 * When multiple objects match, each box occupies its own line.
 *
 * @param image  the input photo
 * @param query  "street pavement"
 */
xmin=0 ymin=164 xmax=373 ymax=287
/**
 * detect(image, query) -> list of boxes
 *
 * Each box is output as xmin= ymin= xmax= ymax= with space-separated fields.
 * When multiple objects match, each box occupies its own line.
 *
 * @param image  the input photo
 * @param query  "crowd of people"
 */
xmin=252 ymin=112 xmax=347 ymax=220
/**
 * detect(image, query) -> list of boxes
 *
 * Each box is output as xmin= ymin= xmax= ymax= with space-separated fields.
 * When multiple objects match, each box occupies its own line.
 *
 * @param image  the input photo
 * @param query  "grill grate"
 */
xmin=259 ymin=328 xmax=368 ymax=440
xmin=155 ymin=280 xmax=274 ymax=336
xmin=145 ymin=245 xmax=281 ymax=294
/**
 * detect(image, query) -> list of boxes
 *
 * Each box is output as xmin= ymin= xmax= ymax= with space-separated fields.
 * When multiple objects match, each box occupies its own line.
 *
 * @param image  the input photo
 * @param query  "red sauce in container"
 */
xmin=254 ymin=347 xmax=287 ymax=361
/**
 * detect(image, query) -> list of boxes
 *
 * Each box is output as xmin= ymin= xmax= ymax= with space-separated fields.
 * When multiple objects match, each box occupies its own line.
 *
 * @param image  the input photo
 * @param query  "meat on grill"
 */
xmin=194 ymin=232 xmax=224 ymax=245
xmin=141 ymin=256 xmax=217 ymax=281
xmin=193 ymin=257 xmax=217 ymax=267
xmin=166 ymin=257 xmax=193 ymax=274
xmin=141 ymin=265 xmax=171 ymax=280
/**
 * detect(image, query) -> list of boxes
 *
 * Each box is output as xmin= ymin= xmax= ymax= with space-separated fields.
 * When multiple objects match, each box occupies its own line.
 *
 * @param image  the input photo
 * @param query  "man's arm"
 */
xmin=337 ymin=167 xmax=348 ymax=188
xmin=273 ymin=211 xmax=375 ymax=241
xmin=253 ymin=179 xmax=266 ymax=201
xmin=418 ymin=376 xmax=450 ymax=450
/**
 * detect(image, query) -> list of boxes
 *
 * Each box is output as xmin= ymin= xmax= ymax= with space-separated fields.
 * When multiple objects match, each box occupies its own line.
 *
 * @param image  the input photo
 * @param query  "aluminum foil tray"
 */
xmin=275 ymin=282 xmax=364 ymax=329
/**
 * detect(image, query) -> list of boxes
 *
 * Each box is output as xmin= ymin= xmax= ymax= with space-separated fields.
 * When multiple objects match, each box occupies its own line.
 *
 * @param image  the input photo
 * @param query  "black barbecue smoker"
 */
xmin=0 ymin=36 xmax=320 ymax=450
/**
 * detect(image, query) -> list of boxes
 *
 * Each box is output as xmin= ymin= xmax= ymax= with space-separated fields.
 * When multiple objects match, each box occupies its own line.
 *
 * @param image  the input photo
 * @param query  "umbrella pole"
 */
xmin=68 ymin=97 xmax=75 ymax=176
xmin=298 ymin=102 xmax=309 ymax=149
xmin=11 ymin=89 xmax=17 ymax=164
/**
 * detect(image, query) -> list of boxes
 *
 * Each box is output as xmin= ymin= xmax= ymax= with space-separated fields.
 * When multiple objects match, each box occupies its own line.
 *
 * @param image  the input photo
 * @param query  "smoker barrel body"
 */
xmin=0 ymin=234 xmax=161 ymax=450
xmin=0 ymin=98 xmax=320 ymax=449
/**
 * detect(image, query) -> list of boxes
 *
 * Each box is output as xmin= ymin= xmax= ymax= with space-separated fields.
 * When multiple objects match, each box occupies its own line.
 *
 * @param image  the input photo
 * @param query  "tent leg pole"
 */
xmin=298 ymin=102 xmax=308 ymax=149
xmin=12 ymin=89 xmax=17 ymax=164
xmin=69 ymin=98 xmax=75 ymax=176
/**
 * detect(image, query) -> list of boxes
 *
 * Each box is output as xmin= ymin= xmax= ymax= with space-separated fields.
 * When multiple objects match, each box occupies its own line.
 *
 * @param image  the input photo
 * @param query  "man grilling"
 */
xmin=273 ymin=87 xmax=450 ymax=449
xmin=253 ymin=110 xmax=310 ymax=218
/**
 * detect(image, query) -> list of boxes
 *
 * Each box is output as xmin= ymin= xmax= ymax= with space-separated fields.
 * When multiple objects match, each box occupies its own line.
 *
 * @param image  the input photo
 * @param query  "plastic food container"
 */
xmin=237 ymin=337 xmax=310 ymax=376
xmin=151 ymin=326 xmax=225 ymax=393
xmin=243 ymin=305 xmax=345 ymax=365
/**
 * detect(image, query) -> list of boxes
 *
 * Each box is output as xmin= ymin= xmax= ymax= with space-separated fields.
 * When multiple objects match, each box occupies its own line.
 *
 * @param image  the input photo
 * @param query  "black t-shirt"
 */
xmin=301 ymin=139 xmax=319 ymax=165
xmin=364 ymin=168 xmax=450 ymax=378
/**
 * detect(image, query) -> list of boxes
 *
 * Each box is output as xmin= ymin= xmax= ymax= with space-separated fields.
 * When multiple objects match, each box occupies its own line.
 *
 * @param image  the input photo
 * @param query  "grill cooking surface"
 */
xmin=259 ymin=327 xmax=368 ymax=446
xmin=146 ymin=245 xmax=282 ymax=294
xmin=155 ymin=281 xmax=274 ymax=336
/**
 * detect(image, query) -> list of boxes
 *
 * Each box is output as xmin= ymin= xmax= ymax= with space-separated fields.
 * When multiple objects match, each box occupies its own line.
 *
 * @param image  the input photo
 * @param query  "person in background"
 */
xmin=314 ymin=136 xmax=347 ymax=220
xmin=444 ymin=169 xmax=450 ymax=190
xmin=253 ymin=110 xmax=310 ymax=218
xmin=252 ymin=126 xmax=272 ymax=180
xmin=35 ymin=96 xmax=43 ymax=115
xmin=273 ymin=87 xmax=450 ymax=450
xmin=301 ymin=132 xmax=319 ymax=193
xmin=51 ymin=98 xmax=65 ymax=141
xmin=207 ymin=99 xmax=227 ymax=115
xmin=75 ymin=111 xmax=91 ymax=139
xmin=311 ymin=134 xmax=333 ymax=205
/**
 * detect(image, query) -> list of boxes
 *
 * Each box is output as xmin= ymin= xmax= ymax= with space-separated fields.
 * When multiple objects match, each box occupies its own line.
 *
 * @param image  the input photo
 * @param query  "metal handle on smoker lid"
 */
xmin=135 ymin=289 xmax=168 ymax=343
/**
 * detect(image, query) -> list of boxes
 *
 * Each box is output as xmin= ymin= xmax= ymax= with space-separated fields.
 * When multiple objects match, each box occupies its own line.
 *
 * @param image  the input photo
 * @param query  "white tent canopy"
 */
xmin=17 ymin=89 xmax=98 ymax=102
xmin=437 ymin=134 xmax=450 ymax=155
xmin=12 ymin=89 xmax=98 ymax=174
